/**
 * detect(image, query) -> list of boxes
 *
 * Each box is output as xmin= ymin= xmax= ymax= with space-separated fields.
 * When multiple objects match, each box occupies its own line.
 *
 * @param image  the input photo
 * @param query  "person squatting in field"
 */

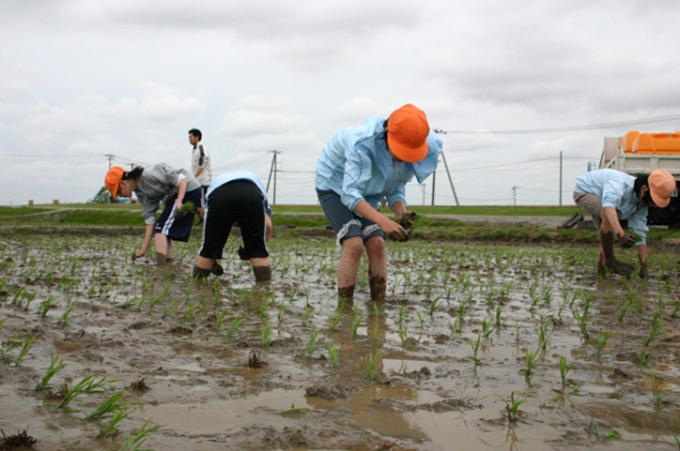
xmin=105 ymin=164 xmax=202 ymax=265
xmin=192 ymin=170 xmax=273 ymax=283
xmin=573 ymin=168 xmax=676 ymax=279
xmin=315 ymin=103 xmax=442 ymax=302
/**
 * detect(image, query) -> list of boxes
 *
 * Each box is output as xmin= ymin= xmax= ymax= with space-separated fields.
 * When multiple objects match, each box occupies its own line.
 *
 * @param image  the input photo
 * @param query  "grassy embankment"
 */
xmin=1 ymin=204 xmax=679 ymax=244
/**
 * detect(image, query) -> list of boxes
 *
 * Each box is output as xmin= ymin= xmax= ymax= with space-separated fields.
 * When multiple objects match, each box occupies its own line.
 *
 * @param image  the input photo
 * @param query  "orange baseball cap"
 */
xmin=386 ymin=104 xmax=430 ymax=163
xmin=105 ymin=166 xmax=125 ymax=200
xmin=648 ymin=169 xmax=676 ymax=208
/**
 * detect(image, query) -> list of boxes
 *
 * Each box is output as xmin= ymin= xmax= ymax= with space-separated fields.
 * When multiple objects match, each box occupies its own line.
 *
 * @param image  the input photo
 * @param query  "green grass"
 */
xmin=0 ymin=206 xmax=51 ymax=216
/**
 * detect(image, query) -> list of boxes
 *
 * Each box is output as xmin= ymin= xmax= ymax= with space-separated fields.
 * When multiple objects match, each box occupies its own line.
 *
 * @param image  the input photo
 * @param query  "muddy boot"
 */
xmin=192 ymin=266 xmax=211 ymax=280
xmin=212 ymin=262 xmax=224 ymax=276
xmin=338 ymin=285 xmax=355 ymax=308
xmin=600 ymin=231 xmax=634 ymax=276
xmin=253 ymin=265 xmax=271 ymax=283
xmin=155 ymin=253 xmax=167 ymax=266
xmin=369 ymin=273 xmax=386 ymax=302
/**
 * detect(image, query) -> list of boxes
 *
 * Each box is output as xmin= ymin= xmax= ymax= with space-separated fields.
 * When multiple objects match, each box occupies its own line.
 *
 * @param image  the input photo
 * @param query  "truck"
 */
xmin=599 ymin=130 xmax=680 ymax=227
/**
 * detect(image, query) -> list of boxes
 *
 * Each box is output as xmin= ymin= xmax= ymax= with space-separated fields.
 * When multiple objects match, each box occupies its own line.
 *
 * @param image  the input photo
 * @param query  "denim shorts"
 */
xmin=317 ymin=189 xmax=385 ymax=244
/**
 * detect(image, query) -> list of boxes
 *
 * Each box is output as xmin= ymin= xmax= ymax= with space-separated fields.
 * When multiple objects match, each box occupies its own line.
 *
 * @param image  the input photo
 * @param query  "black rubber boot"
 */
xmin=192 ymin=266 xmax=211 ymax=280
xmin=369 ymin=272 xmax=386 ymax=302
xmin=253 ymin=265 xmax=271 ymax=283
xmin=600 ymin=231 xmax=634 ymax=276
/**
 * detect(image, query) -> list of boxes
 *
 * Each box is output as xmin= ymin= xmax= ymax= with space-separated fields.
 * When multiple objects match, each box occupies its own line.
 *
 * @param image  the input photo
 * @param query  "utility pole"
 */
xmin=559 ymin=151 xmax=563 ymax=206
xmin=512 ymin=186 xmax=517 ymax=206
xmin=266 ymin=150 xmax=281 ymax=205
xmin=105 ymin=154 xmax=115 ymax=168
xmin=432 ymin=130 xmax=460 ymax=206
xmin=440 ymin=150 xmax=460 ymax=206
xmin=431 ymin=169 xmax=436 ymax=206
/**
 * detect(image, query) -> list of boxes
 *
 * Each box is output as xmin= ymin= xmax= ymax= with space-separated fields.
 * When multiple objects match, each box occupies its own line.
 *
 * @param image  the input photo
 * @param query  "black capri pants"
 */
xmin=198 ymin=180 xmax=269 ymax=260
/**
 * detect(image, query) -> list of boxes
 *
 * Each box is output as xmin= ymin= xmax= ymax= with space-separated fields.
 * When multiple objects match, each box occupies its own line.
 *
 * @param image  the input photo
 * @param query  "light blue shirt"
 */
xmin=574 ymin=169 xmax=648 ymax=244
xmin=208 ymin=170 xmax=272 ymax=217
xmin=315 ymin=116 xmax=442 ymax=212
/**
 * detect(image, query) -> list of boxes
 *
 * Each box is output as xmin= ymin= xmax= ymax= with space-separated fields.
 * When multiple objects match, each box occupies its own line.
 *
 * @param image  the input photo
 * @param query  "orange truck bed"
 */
xmin=621 ymin=130 xmax=680 ymax=154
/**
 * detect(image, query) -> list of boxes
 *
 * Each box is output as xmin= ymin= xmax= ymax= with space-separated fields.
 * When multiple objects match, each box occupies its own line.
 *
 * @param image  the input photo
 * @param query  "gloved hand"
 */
xmin=237 ymin=246 xmax=249 ymax=261
xmin=618 ymin=232 xmax=636 ymax=248
xmin=638 ymin=262 xmax=649 ymax=279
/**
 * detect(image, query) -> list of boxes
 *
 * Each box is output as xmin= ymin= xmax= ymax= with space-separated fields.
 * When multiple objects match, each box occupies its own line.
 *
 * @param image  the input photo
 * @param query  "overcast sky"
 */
xmin=2 ymin=0 xmax=679 ymax=207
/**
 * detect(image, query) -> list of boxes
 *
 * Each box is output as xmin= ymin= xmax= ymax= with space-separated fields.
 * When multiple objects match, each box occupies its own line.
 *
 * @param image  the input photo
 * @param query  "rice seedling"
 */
xmin=215 ymin=309 xmax=230 ymax=330
xmin=650 ymin=371 xmax=663 ymax=410
xmin=98 ymin=407 xmax=134 ymax=438
xmin=467 ymin=333 xmax=483 ymax=366
xmin=35 ymin=354 xmax=67 ymax=392
xmin=261 ymin=322 xmax=273 ymax=348
xmin=480 ymin=318 xmax=494 ymax=339
xmin=522 ymin=347 xmax=541 ymax=377
xmin=360 ymin=350 xmax=383 ymax=382
xmin=86 ymin=390 xmax=129 ymax=422
xmin=302 ymin=305 xmax=314 ymax=328
xmin=304 ymin=329 xmax=319 ymax=357
xmin=415 ymin=311 xmax=425 ymax=334
xmin=556 ymin=355 xmax=575 ymax=390
xmin=22 ymin=291 xmax=37 ymax=311
xmin=226 ymin=314 xmax=244 ymax=338
xmin=636 ymin=346 xmax=651 ymax=367
xmin=536 ymin=315 xmax=552 ymax=351
xmin=588 ymin=420 xmax=622 ymax=441
xmin=59 ymin=303 xmax=74 ymax=329
xmin=573 ymin=310 xmax=589 ymax=340
xmin=448 ymin=319 xmax=462 ymax=335
xmin=14 ymin=334 xmax=37 ymax=366
xmin=57 ymin=374 xmax=120 ymax=410
xmin=501 ymin=391 xmax=526 ymax=423
xmin=325 ymin=342 xmax=340 ymax=368
xmin=11 ymin=286 xmax=27 ymax=306
xmin=644 ymin=313 xmax=664 ymax=347
xmin=0 ymin=331 xmax=20 ymax=362
xmin=494 ymin=306 xmax=503 ymax=329
xmin=328 ymin=312 xmax=341 ymax=333
xmin=121 ymin=418 xmax=162 ymax=451
xmin=258 ymin=293 xmax=274 ymax=318
xmin=594 ymin=331 xmax=612 ymax=362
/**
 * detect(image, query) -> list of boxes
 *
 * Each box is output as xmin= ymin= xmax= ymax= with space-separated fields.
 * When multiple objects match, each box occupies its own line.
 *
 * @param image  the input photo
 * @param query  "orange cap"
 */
xmin=105 ymin=166 xmax=125 ymax=200
xmin=386 ymin=104 xmax=430 ymax=163
xmin=648 ymin=169 xmax=676 ymax=208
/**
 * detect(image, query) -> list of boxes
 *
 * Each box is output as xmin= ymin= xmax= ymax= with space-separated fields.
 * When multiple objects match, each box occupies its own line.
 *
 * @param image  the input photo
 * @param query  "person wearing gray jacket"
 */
xmin=105 ymin=163 xmax=202 ymax=265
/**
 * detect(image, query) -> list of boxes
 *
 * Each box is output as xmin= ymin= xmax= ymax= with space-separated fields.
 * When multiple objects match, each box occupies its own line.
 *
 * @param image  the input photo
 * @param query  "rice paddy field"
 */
xmin=1 ymin=222 xmax=680 ymax=450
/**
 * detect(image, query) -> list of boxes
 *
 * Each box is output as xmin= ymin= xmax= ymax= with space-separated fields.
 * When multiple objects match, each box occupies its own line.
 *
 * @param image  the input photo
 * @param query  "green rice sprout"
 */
xmin=14 ymin=335 xmax=37 ymax=366
xmin=121 ymin=418 xmax=162 ymax=451
xmin=98 ymin=407 xmax=134 ymax=438
xmin=57 ymin=374 xmax=121 ymax=410
xmin=35 ymin=354 xmax=67 ymax=392
xmin=360 ymin=350 xmax=383 ymax=382
xmin=325 ymin=342 xmax=340 ymax=368
xmin=261 ymin=322 xmax=273 ymax=348
xmin=87 ymin=390 xmax=129 ymax=422
xmin=304 ymin=329 xmax=319 ymax=357
xmin=594 ymin=331 xmax=612 ymax=362
xmin=59 ymin=304 xmax=74 ymax=329
xmin=557 ymin=355 xmax=575 ymax=389
xmin=467 ymin=332 xmax=483 ymax=366
xmin=522 ymin=347 xmax=541 ymax=377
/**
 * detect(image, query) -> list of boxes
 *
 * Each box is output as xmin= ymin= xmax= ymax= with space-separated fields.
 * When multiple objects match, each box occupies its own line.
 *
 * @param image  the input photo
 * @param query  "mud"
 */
xmin=1 ymin=232 xmax=680 ymax=450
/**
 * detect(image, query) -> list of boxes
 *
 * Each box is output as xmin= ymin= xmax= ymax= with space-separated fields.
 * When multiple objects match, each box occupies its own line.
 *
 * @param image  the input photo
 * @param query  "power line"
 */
xmin=434 ymin=113 xmax=680 ymax=135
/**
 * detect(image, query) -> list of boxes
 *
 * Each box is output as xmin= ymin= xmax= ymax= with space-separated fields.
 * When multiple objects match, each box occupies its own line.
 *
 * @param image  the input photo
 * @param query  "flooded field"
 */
xmin=1 ymin=230 xmax=680 ymax=450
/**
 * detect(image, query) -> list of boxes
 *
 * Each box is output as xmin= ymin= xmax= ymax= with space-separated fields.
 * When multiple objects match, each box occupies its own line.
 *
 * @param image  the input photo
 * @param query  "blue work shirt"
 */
xmin=208 ymin=170 xmax=272 ymax=217
xmin=315 ymin=116 xmax=442 ymax=212
xmin=574 ymin=169 xmax=648 ymax=245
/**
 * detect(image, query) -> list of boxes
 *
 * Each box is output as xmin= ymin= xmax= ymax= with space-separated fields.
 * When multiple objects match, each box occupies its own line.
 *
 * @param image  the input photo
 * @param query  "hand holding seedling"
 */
xmin=132 ymin=249 xmax=145 ymax=261
xmin=397 ymin=211 xmax=417 ymax=231
xmin=384 ymin=220 xmax=409 ymax=242
xmin=617 ymin=231 xmax=636 ymax=248
xmin=174 ymin=200 xmax=196 ymax=217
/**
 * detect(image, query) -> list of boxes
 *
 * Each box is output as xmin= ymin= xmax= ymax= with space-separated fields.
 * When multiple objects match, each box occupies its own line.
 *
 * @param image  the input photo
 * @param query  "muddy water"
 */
xmin=1 ymin=233 xmax=680 ymax=450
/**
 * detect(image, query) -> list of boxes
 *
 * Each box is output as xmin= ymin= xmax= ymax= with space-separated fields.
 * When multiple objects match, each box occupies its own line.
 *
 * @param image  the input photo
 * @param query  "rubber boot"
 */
xmin=253 ymin=265 xmax=271 ymax=283
xmin=192 ymin=266 xmax=212 ymax=280
xmin=369 ymin=272 xmax=386 ymax=302
xmin=600 ymin=231 xmax=634 ymax=276
xmin=155 ymin=253 xmax=167 ymax=266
